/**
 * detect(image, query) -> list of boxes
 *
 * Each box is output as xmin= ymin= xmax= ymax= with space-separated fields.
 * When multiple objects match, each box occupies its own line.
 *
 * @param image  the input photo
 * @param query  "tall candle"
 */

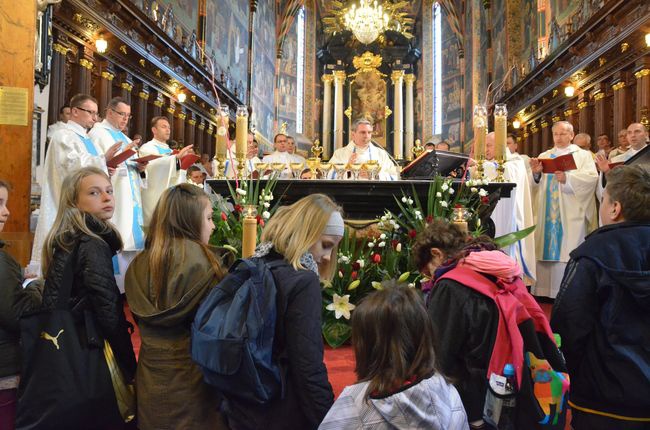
xmin=473 ymin=105 xmax=487 ymax=159
xmin=216 ymin=106 xmax=229 ymax=158
xmin=494 ymin=103 xmax=508 ymax=162
xmin=235 ymin=105 xmax=248 ymax=157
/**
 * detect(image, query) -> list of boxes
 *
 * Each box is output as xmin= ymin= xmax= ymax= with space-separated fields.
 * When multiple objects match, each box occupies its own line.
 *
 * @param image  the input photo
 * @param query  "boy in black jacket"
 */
xmin=551 ymin=165 xmax=650 ymax=429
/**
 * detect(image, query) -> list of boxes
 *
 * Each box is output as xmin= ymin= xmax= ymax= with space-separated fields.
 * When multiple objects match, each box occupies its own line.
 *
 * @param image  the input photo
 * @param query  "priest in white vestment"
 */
xmin=595 ymin=123 xmax=649 ymax=203
xmin=29 ymin=94 xmax=120 ymax=275
xmin=473 ymin=132 xmax=536 ymax=283
xmin=219 ymin=132 xmax=262 ymax=178
xmin=261 ymin=133 xmax=294 ymax=178
xmin=89 ymin=97 xmax=147 ymax=291
xmin=328 ymin=118 xmax=398 ymax=181
xmin=46 ymin=105 xmax=70 ymax=139
xmin=287 ymin=136 xmax=306 ymax=164
xmin=140 ymin=116 xmax=194 ymax=226
xmin=529 ymin=121 xmax=598 ymax=298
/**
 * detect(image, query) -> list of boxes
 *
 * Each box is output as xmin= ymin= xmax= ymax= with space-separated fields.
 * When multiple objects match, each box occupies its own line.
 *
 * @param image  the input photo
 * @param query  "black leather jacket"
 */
xmin=41 ymin=217 xmax=136 ymax=381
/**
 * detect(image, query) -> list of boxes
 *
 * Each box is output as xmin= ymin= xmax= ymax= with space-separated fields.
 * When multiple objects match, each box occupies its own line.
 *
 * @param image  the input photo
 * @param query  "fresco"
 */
xmin=251 ymin=0 xmax=276 ymax=142
xmin=440 ymin=6 xmax=462 ymax=151
xmin=492 ymin=0 xmax=507 ymax=88
xmin=205 ymin=0 xmax=249 ymax=100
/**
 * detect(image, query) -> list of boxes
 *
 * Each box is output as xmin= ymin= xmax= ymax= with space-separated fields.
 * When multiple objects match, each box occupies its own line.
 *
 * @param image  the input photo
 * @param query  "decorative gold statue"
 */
xmin=413 ymin=139 xmax=424 ymax=158
xmin=311 ymin=138 xmax=323 ymax=159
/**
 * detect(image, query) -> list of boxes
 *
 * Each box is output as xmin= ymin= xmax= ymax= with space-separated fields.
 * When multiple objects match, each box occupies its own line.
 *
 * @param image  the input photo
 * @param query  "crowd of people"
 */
xmin=0 ymin=93 xmax=649 ymax=429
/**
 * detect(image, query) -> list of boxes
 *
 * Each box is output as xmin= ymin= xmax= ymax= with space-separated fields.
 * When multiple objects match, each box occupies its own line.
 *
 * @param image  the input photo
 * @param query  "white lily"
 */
xmin=326 ymin=294 xmax=356 ymax=320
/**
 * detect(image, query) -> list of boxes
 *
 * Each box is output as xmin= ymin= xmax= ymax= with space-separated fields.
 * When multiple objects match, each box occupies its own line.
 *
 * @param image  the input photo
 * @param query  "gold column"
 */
xmin=321 ymin=74 xmax=334 ymax=159
xmin=404 ymin=74 xmax=416 ymax=160
xmin=391 ymin=70 xmax=405 ymax=160
xmin=333 ymin=70 xmax=346 ymax=150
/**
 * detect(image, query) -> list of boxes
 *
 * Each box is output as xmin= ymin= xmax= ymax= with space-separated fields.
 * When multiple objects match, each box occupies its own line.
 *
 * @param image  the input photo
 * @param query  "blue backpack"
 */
xmin=191 ymin=258 xmax=287 ymax=404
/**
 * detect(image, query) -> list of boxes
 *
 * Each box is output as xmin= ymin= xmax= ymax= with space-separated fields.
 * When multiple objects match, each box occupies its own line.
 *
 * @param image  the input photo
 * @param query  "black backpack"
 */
xmin=191 ymin=258 xmax=287 ymax=404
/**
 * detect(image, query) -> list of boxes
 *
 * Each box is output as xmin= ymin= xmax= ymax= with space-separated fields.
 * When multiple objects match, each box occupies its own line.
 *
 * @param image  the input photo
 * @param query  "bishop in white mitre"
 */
xmin=474 ymin=132 xmax=537 ymax=283
xmin=29 ymin=95 xmax=119 ymax=275
xmin=328 ymin=119 xmax=398 ymax=181
xmin=89 ymin=97 xmax=147 ymax=292
xmin=139 ymin=116 xmax=193 ymax=226
xmin=530 ymin=121 xmax=598 ymax=298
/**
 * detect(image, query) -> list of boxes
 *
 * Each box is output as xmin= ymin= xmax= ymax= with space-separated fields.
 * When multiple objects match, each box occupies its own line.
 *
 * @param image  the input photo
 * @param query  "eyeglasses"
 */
xmin=110 ymin=108 xmax=133 ymax=120
xmin=74 ymin=106 xmax=99 ymax=117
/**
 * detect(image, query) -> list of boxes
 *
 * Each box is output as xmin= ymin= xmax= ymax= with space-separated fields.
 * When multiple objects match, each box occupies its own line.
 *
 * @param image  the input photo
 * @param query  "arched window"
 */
xmin=432 ymin=2 xmax=442 ymax=136
xmin=296 ymin=5 xmax=306 ymax=134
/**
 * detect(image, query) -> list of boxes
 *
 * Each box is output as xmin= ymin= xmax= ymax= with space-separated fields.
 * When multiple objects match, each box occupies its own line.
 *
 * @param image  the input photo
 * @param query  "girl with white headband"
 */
xmin=222 ymin=193 xmax=344 ymax=430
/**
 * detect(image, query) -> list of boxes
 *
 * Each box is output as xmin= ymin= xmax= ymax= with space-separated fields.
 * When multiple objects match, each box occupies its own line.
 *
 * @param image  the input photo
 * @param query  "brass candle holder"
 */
xmin=305 ymin=157 xmax=321 ymax=180
xmin=235 ymin=153 xmax=247 ymax=179
xmin=215 ymin=156 xmax=227 ymax=179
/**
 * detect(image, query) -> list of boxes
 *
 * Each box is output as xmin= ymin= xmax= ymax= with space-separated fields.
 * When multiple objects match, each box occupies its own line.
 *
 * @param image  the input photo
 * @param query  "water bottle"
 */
xmin=483 ymin=363 xmax=517 ymax=429
xmin=499 ymin=364 xmax=517 ymax=430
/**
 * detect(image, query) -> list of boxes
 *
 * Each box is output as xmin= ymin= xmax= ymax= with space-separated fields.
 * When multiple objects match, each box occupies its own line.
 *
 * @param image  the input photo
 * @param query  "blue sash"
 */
xmin=542 ymin=154 xmax=563 ymax=260
xmin=74 ymin=132 xmax=99 ymax=156
xmin=106 ymin=128 xmax=145 ymax=254
xmin=155 ymin=144 xmax=172 ymax=155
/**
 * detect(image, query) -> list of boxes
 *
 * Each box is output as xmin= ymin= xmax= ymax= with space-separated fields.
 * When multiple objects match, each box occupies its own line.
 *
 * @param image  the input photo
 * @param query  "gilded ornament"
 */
xmin=121 ymin=82 xmax=133 ymax=92
xmin=101 ymin=71 xmax=115 ymax=81
xmin=634 ymin=69 xmax=650 ymax=79
xmin=322 ymin=74 xmax=335 ymax=84
xmin=344 ymin=106 xmax=352 ymax=119
xmin=120 ymin=45 xmax=128 ymax=55
xmin=78 ymin=59 xmax=94 ymax=70
xmin=612 ymin=81 xmax=626 ymax=91
xmin=621 ymin=42 xmax=629 ymax=53
xmin=577 ymin=101 xmax=588 ymax=110
xmin=594 ymin=92 xmax=606 ymax=101
xmin=138 ymin=91 xmax=149 ymax=100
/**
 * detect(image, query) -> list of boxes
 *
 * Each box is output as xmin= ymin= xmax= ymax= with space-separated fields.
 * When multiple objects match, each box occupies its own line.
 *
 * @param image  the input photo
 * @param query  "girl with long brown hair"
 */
xmin=125 ymin=183 xmax=229 ymax=430
xmin=319 ymin=286 xmax=468 ymax=429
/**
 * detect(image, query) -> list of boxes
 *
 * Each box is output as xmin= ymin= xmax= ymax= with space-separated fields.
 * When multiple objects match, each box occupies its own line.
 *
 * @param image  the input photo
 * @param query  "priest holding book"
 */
xmin=89 ymin=97 xmax=147 ymax=291
xmin=529 ymin=121 xmax=598 ymax=298
xmin=139 ymin=116 xmax=194 ymax=226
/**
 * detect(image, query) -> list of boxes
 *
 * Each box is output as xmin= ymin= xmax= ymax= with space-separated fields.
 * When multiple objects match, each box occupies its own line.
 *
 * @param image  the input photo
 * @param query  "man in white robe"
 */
xmin=89 ymin=97 xmax=147 ymax=292
xmin=287 ymin=136 xmax=306 ymax=164
xmin=140 ymin=116 xmax=194 ymax=225
xmin=220 ymin=132 xmax=262 ymax=178
xmin=594 ymin=122 xmax=649 ymax=203
xmin=471 ymin=133 xmax=536 ymax=283
xmin=46 ymin=105 xmax=70 ymax=139
xmin=328 ymin=118 xmax=398 ymax=180
xmin=262 ymin=133 xmax=294 ymax=178
xmin=29 ymin=94 xmax=120 ymax=275
xmin=529 ymin=121 xmax=598 ymax=298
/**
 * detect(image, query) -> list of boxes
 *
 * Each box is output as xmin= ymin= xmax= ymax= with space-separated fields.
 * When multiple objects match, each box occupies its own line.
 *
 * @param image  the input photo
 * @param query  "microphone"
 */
xmin=369 ymin=141 xmax=400 ymax=180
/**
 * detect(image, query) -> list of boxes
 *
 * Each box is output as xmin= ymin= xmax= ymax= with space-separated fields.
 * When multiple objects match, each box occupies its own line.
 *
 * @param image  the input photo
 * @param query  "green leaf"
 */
xmin=494 ymin=225 xmax=536 ymax=249
xmin=322 ymin=320 xmax=352 ymax=348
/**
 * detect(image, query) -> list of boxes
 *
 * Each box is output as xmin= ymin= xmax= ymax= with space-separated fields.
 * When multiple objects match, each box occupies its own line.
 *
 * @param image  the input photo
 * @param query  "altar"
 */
xmin=207 ymin=179 xmax=515 ymax=226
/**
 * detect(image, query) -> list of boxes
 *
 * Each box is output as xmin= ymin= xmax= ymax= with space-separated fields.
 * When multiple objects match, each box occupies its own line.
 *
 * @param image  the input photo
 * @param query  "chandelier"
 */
xmin=343 ymin=0 xmax=389 ymax=45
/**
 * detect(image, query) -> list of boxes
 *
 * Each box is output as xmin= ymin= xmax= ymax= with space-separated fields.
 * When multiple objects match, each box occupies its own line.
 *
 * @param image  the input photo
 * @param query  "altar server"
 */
xmin=475 ymin=132 xmax=536 ymax=283
xmin=329 ymin=118 xmax=398 ymax=180
xmin=529 ymin=121 xmax=598 ymax=298
xmin=89 ymin=97 xmax=147 ymax=291
xmin=29 ymin=94 xmax=120 ymax=275
xmin=262 ymin=133 xmax=294 ymax=178
xmin=139 ymin=116 xmax=193 ymax=226
xmin=46 ymin=105 xmax=70 ymax=139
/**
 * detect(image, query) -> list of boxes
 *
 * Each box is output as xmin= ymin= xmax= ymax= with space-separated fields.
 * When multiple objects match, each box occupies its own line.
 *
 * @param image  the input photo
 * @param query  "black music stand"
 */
xmin=401 ymin=149 xmax=469 ymax=179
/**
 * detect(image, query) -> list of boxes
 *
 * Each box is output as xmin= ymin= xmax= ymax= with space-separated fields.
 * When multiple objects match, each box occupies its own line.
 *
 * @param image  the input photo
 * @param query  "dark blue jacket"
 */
xmin=551 ymin=222 xmax=650 ymax=419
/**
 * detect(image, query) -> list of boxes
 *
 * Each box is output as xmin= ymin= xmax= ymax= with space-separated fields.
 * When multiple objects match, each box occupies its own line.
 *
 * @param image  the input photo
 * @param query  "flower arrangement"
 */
xmin=321 ymin=175 xmax=518 ymax=348
xmin=209 ymin=177 xmax=279 ymax=253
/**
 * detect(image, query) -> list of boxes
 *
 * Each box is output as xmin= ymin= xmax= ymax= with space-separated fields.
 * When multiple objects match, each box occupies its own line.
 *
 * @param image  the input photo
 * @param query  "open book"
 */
xmin=106 ymin=149 xmax=136 ymax=168
xmin=540 ymin=153 xmax=577 ymax=174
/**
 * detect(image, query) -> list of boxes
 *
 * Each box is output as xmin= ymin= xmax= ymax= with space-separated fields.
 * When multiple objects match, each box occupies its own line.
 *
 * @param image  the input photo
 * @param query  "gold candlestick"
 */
xmin=473 ymin=105 xmax=487 ymax=179
xmin=234 ymin=106 xmax=248 ymax=179
xmin=216 ymin=105 xmax=229 ymax=161
xmin=305 ymin=157 xmax=320 ymax=180
xmin=215 ymin=156 xmax=227 ymax=179
xmin=494 ymin=103 xmax=508 ymax=182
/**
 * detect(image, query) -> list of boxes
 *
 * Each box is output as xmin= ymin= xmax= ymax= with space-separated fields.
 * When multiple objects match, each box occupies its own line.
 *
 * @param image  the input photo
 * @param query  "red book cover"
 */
xmin=608 ymin=161 xmax=624 ymax=170
xmin=106 ymin=149 xmax=136 ymax=168
xmin=133 ymin=154 xmax=162 ymax=163
xmin=180 ymin=153 xmax=200 ymax=170
xmin=540 ymin=153 xmax=577 ymax=174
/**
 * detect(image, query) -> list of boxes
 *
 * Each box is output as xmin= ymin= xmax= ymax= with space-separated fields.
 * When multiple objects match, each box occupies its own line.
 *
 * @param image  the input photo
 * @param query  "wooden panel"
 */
xmin=0 ymin=0 xmax=36 ymax=256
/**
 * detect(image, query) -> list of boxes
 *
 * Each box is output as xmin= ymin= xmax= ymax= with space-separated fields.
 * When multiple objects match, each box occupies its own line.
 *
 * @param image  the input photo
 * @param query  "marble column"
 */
xmin=333 ymin=70 xmax=346 ymax=150
xmin=404 ymin=74 xmax=415 ymax=160
xmin=634 ymin=59 xmax=650 ymax=123
xmin=174 ymin=107 xmax=186 ymax=145
xmin=592 ymin=83 xmax=610 ymax=139
xmin=73 ymin=46 xmax=94 ymax=96
xmin=133 ymin=83 xmax=149 ymax=138
xmin=391 ymin=70 xmax=405 ymax=160
xmin=185 ymin=112 xmax=196 ymax=148
xmin=97 ymin=62 xmax=115 ymax=112
xmin=321 ymin=73 xmax=334 ymax=159
xmin=612 ymin=72 xmax=632 ymax=139
xmin=49 ymin=38 xmax=71 ymax=125
xmin=577 ymin=93 xmax=593 ymax=139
